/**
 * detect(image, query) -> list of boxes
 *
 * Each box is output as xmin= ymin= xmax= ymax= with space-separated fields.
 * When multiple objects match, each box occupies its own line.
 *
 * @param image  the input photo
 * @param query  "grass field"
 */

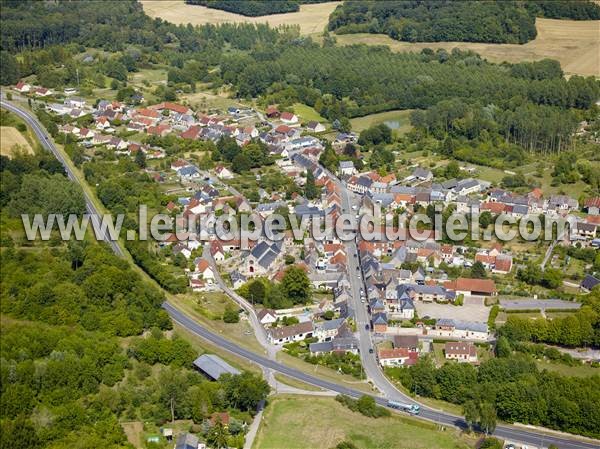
xmin=350 ymin=109 xmax=414 ymax=133
xmin=169 ymin=293 xmax=265 ymax=355
xmin=0 ymin=126 xmax=34 ymax=157
xmin=140 ymin=0 xmax=339 ymax=35
xmin=292 ymin=103 xmax=326 ymax=124
xmin=333 ymin=18 xmax=599 ymax=77
xmin=253 ymin=395 xmax=475 ymax=449
xmin=536 ymin=360 xmax=600 ymax=378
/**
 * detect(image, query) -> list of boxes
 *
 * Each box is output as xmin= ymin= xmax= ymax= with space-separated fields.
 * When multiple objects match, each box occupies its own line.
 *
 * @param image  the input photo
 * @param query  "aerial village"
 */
xmin=13 ymin=80 xmax=600 ymax=371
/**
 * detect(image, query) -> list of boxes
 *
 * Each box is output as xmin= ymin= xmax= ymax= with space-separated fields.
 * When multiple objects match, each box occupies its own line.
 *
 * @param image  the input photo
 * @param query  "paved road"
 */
xmin=164 ymin=302 xmax=596 ymax=449
xmin=0 ymin=99 xmax=124 ymax=257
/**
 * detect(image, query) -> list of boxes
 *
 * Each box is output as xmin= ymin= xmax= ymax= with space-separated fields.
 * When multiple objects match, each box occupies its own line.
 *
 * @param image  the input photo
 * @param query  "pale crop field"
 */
xmin=333 ymin=18 xmax=600 ymax=77
xmin=140 ymin=0 xmax=339 ymax=35
xmin=0 ymin=126 xmax=34 ymax=158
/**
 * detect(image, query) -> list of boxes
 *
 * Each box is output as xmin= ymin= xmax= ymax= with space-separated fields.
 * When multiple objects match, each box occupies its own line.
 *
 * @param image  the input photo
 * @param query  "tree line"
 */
xmin=387 ymin=352 xmax=600 ymax=438
xmin=328 ymin=1 xmax=600 ymax=44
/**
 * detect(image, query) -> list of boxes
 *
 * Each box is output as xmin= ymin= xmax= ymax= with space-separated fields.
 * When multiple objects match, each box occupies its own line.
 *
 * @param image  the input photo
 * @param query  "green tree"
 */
xmin=463 ymin=400 xmax=479 ymax=431
xmin=223 ymin=307 xmax=240 ymax=323
xmin=135 ymin=149 xmax=146 ymax=169
xmin=479 ymin=402 xmax=497 ymax=435
xmin=0 ymin=51 xmax=20 ymax=85
xmin=232 ymin=153 xmax=251 ymax=174
xmin=304 ymin=170 xmax=319 ymax=200
xmin=281 ymin=265 xmax=311 ymax=304
xmin=221 ymin=372 xmax=270 ymax=412
xmin=207 ymin=419 xmax=229 ymax=449
xmin=470 ymin=261 xmax=487 ymax=279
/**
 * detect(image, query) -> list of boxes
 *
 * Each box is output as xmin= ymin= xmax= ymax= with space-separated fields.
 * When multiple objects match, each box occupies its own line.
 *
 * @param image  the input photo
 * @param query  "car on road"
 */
xmin=365 ymin=324 xmax=369 ymax=330
xmin=368 ymin=348 xmax=374 ymax=354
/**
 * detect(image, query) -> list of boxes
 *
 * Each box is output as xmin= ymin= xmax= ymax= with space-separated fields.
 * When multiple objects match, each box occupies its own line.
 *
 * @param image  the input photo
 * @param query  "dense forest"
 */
xmin=0 ymin=151 xmax=269 ymax=448
xmin=328 ymin=1 xmax=600 ymax=44
xmin=185 ymin=0 xmax=328 ymax=16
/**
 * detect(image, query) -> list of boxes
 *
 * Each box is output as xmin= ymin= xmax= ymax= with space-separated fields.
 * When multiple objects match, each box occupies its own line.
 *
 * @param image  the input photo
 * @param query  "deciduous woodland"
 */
xmin=185 ymin=0 xmax=329 ymax=17
xmin=328 ymin=0 xmax=600 ymax=44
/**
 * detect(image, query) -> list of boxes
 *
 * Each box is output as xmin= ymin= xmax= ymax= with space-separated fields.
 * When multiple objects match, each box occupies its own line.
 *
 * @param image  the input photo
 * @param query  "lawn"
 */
xmin=276 ymin=351 xmax=376 ymax=395
xmin=169 ymin=293 xmax=265 ymax=355
xmin=332 ymin=18 xmax=600 ymax=77
xmin=292 ymin=103 xmax=326 ymax=124
xmin=140 ymin=0 xmax=339 ymax=36
xmin=253 ymin=395 xmax=475 ymax=449
xmin=535 ymin=360 xmax=600 ymax=378
xmin=349 ymin=109 xmax=414 ymax=133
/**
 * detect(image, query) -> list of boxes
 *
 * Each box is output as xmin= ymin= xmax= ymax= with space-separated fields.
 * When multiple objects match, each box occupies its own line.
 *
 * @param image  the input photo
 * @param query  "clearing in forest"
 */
xmin=140 ymin=0 xmax=339 ymax=35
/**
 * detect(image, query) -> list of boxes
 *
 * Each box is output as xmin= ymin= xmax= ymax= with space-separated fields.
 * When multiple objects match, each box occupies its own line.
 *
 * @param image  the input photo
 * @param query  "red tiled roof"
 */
xmin=280 ymin=111 xmax=295 ymax=120
xmin=585 ymin=197 xmax=600 ymax=208
xmin=378 ymin=348 xmax=410 ymax=360
xmin=444 ymin=278 xmax=497 ymax=294
xmin=445 ymin=342 xmax=476 ymax=357
xmin=481 ymin=202 xmax=506 ymax=214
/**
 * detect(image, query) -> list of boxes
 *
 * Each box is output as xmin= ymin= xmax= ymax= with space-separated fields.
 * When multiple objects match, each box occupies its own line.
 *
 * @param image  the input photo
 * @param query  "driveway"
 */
xmin=415 ymin=296 xmax=489 ymax=323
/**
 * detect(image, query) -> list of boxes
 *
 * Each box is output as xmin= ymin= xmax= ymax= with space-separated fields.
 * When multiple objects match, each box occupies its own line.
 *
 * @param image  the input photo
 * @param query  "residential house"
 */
xmin=306 ymin=121 xmax=326 ymax=133
xmin=177 ymin=165 xmax=201 ymax=181
xmin=371 ymin=312 xmax=388 ymax=333
xmin=584 ymin=197 xmax=600 ymax=215
xmin=280 ymin=111 xmax=298 ymax=125
xmin=257 ymin=308 xmax=277 ymax=327
xmin=267 ymin=321 xmax=313 ymax=345
xmin=436 ymin=319 xmax=489 ymax=340
xmin=445 ymin=342 xmax=478 ymax=363
xmin=215 ymin=165 xmax=234 ymax=180
xmin=230 ymin=270 xmax=247 ymax=289
xmin=339 ymin=160 xmax=356 ymax=176
xmin=314 ymin=318 xmax=346 ymax=342
xmin=194 ymin=259 xmax=215 ymax=283
xmin=581 ymin=274 xmax=600 ymax=292
xmin=378 ymin=348 xmax=416 ymax=367
xmin=393 ymin=335 xmax=419 ymax=352
xmin=14 ymin=81 xmax=31 ymax=93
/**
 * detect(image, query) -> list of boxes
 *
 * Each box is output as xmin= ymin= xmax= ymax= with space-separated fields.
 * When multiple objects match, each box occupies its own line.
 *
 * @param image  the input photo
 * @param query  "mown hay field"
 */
xmin=140 ymin=0 xmax=339 ymax=35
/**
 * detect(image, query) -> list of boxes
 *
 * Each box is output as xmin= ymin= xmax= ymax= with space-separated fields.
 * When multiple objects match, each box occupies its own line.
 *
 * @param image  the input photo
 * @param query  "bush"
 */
xmin=223 ymin=307 xmax=240 ymax=323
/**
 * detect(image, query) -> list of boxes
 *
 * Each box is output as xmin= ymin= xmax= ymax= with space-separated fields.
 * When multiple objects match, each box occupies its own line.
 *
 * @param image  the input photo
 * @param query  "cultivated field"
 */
xmin=140 ymin=0 xmax=339 ymax=35
xmin=334 ymin=18 xmax=600 ymax=77
xmin=253 ymin=395 xmax=475 ymax=449
xmin=0 ymin=126 xmax=34 ymax=157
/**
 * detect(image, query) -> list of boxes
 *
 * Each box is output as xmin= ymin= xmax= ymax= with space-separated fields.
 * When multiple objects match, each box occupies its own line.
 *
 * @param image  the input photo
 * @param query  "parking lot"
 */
xmin=414 ymin=296 xmax=490 ymax=323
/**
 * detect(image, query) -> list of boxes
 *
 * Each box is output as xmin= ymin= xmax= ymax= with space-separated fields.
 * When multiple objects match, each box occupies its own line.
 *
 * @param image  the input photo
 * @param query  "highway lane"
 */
xmin=164 ymin=301 xmax=597 ymax=449
xmin=0 ymin=99 xmax=124 ymax=257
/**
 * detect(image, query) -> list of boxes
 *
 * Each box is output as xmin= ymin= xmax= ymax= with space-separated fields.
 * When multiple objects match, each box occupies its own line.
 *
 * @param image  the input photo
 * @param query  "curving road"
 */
xmin=0 ymin=99 xmax=124 ymax=257
xmin=164 ymin=302 xmax=596 ymax=449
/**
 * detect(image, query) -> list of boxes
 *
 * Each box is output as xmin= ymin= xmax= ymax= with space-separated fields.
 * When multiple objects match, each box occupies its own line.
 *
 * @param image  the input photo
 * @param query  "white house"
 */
xmin=267 ymin=321 xmax=313 ymax=345
xmin=14 ymin=81 xmax=31 ymax=93
xmin=280 ymin=111 xmax=299 ymax=125
xmin=257 ymin=308 xmax=277 ymax=327
xmin=313 ymin=318 xmax=346 ymax=342
xmin=215 ymin=165 xmax=234 ymax=180
xmin=339 ymin=160 xmax=356 ymax=176
xmin=378 ymin=348 xmax=412 ymax=367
